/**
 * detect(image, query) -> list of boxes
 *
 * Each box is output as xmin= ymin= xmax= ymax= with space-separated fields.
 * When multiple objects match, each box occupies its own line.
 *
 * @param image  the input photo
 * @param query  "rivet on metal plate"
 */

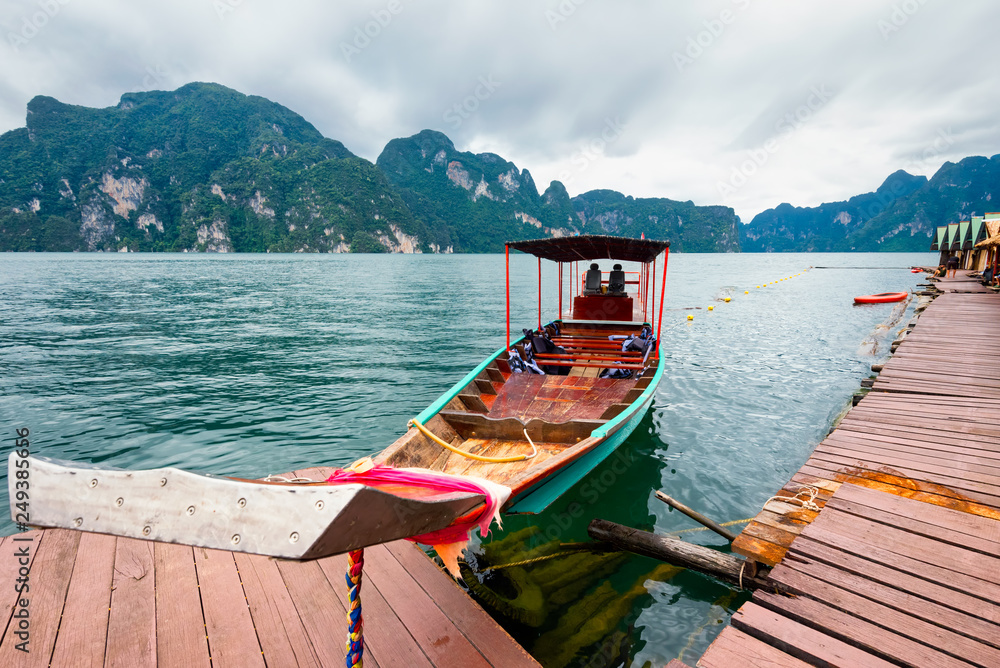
xmin=142 ymin=526 xmax=151 ymax=536
xmin=315 ymin=500 xmax=324 ymax=511
xmin=186 ymin=506 xmax=195 ymax=515
xmin=115 ymin=497 xmax=124 ymax=507
xmin=73 ymin=517 xmax=83 ymax=527
xmin=289 ymin=532 xmax=299 ymax=543
xmin=89 ymin=479 xmax=98 ymax=488
xmin=237 ymin=498 xmax=246 ymax=508
xmin=231 ymin=534 xmax=241 ymax=545
xmin=160 ymin=478 xmax=167 ymax=486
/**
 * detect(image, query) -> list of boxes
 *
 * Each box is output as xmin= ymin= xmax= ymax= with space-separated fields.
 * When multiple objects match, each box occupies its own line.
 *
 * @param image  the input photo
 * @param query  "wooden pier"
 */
xmin=0 ymin=467 xmax=539 ymax=667
xmin=699 ymin=273 xmax=1000 ymax=667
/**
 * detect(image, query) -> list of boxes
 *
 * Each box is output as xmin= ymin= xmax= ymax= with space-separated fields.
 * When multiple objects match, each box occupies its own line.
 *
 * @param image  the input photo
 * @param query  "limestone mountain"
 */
xmin=572 ymin=190 xmax=741 ymax=252
xmin=0 ymin=82 xmax=428 ymax=253
xmin=740 ymin=170 xmax=928 ymax=252
xmin=376 ymin=129 xmax=742 ymax=252
xmin=847 ymin=155 xmax=1000 ymax=251
xmin=0 ymin=82 xmax=742 ymax=253
xmin=375 ymin=129 xmax=577 ymax=252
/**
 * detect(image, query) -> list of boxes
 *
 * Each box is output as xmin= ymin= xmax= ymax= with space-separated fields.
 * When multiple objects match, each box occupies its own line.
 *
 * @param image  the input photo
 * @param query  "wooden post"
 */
xmin=655 ymin=491 xmax=737 ymax=542
xmin=588 ymin=519 xmax=766 ymax=590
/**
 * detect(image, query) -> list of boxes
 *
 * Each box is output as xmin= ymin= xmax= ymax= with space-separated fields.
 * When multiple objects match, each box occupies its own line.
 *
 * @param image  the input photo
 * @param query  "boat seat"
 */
xmin=608 ymin=264 xmax=626 ymax=295
xmin=438 ymin=411 xmax=606 ymax=443
xmin=584 ymin=263 xmax=602 ymax=295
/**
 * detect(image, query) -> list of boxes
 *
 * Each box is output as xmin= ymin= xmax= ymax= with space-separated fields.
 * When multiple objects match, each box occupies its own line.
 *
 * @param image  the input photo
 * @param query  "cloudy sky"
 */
xmin=2 ymin=0 xmax=998 ymax=222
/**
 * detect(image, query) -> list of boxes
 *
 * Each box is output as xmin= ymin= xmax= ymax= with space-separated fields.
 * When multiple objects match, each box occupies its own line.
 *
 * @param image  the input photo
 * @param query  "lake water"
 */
xmin=0 ymin=251 xmax=935 ymax=666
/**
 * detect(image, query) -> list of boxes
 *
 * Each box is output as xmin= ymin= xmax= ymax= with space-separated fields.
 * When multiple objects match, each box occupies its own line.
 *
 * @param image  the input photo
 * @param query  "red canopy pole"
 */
xmin=642 ymin=262 xmax=649 ymax=322
xmin=656 ymin=247 xmax=670 ymax=345
xmin=505 ymin=244 xmax=511 ymax=350
xmin=650 ymin=257 xmax=656 ymax=325
xmin=537 ymin=256 xmax=542 ymax=329
xmin=558 ymin=262 xmax=563 ymax=319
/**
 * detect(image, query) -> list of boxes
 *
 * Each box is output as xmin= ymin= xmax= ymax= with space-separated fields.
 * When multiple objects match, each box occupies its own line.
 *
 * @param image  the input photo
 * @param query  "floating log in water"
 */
xmin=587 ymin=519 xmax=772 ymax=590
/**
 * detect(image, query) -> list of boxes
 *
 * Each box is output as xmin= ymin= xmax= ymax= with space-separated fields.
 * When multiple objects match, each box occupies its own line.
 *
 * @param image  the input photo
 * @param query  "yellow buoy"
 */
xmin=724 ymin=297 xmax=731 ymax=302
xmin=756 ymin=286 xmax=760 ymax=289
xmin=744 ymin=290 xmax=749 ymax=294
xmin=687 ymin=314 xmax=694 ymax=321
xmin=707 ymin=305 xmax=714 ymax=311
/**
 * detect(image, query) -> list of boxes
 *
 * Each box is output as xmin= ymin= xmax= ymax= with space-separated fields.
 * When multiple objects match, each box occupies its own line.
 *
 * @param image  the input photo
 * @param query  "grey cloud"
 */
xmin=1 ymin=0 xmax=1000 ymax=223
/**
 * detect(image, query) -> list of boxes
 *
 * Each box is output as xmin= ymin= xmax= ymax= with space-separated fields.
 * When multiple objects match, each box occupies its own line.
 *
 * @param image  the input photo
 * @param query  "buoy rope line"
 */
xmin=408 ymin=417 xmax=537 ymax=463
xmin=763 ymin=483 xmax=821 ymax=512
xmin=684 ymin=267 xmax=810 ymax=322
xmin=666 ymin=517 xmax=754 ymax=536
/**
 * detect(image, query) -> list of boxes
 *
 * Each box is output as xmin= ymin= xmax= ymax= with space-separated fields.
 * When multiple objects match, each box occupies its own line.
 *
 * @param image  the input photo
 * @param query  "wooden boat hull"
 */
xmin=376 ymin=319 xmax=664 ymax=515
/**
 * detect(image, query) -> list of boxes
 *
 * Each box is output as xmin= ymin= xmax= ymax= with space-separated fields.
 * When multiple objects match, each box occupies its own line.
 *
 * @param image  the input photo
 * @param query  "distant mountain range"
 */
xmin=2 ymin=82 xmax=997 ymax=254
xmin=0 ymin=83 xmax=739 ymax=253
xmin=741 ymin=156 xmax=1000 ymax=252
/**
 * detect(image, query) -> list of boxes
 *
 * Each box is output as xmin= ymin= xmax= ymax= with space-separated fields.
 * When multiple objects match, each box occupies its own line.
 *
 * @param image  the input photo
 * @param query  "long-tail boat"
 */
xmin=10 ymin=235 xmax=670 ymax=559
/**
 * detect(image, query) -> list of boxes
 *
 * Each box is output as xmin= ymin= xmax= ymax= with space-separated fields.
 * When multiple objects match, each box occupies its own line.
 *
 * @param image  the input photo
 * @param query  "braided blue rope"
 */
xmin=345 ymin=549 xmax=364 ymax=667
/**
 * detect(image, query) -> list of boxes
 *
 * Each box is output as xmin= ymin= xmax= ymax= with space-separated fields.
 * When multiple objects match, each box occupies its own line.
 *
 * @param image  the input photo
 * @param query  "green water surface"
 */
xmin=0 ymin=252 xmax=934 ymax=666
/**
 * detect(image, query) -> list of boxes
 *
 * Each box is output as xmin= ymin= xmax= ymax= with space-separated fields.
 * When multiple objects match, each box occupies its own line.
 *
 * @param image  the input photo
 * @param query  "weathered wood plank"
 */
xmin=834 ymin=480 xmax=1000 ymax=544
xmin=752 ymin=591 xmax=968 ymax=668
xmin=731 ymin=601 xmax=896 ymax=668
xmin=787 ymin=535 xmax=1000 ymax=626
xmin=105 ymin=537 xmax=156 ymax=667
xmin=0 ymin=532 xmax=43 ymax=652
xmin=698 ymin=626 xmax=813 ymax=668
xmin=194 ymin=547 xmax=265 ymax=667
xmin=154 ymin=542 xmax=210 ymax=668
xmin=362 ymin=544 xmax=491 ymax=667
xmin=50 ymin=532 xmax=117 ymax=667
xmin=767 ymin=567 xmax=1000 ymax=666
xmin=0 ymin=530 xmax=77 ymax=668
xmin=234 ymin=553 xmax=321 ymax=668
xmin=383 ymin=541 xmax=539 ymax=668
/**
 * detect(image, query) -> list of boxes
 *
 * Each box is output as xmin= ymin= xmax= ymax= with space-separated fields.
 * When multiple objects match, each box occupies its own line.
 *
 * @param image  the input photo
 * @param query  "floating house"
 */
xmin=930 ymin=213 xmax=999 ymax=270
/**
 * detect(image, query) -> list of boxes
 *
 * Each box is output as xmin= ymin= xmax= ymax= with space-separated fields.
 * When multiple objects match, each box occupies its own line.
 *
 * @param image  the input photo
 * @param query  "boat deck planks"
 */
xmin=487 ymin=373 xmax=637 ymax=422
xmin=714 ymin=276 xmax=1000 ymax=666
xmin=0 ymin=467 xmax=539 ymax=667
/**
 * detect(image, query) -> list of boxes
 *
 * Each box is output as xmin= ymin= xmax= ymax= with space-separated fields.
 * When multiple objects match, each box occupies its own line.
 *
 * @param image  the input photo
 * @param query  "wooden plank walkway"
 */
xmin=0 ymin=467 xmax=539 ymax=667
xmin=707 ymin=273 xmax=1000 ymax=667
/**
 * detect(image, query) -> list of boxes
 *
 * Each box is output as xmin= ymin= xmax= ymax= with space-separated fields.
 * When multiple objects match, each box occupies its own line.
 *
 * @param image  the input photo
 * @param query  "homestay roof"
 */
xmin=946 ymin=223 xmax=959 ymax=249
xmin=970 ymin=217 xmax=986 ymax=247
xmin=506 ymin=235 xmax=670 ymax=263
xmin=931 ymin=225 xmax=947 ymax=250
xmin=958 ymin=221 xmax=971 ymax=250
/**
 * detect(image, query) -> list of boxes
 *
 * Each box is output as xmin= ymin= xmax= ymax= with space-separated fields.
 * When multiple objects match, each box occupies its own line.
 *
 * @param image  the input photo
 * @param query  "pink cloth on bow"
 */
xmin=325 ymin=464 xmax=511 ymax=574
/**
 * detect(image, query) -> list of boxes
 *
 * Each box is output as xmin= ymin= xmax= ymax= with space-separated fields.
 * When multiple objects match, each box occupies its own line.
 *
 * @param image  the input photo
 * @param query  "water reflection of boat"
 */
xmin=459 ymin=415 xmax=681 ymax=668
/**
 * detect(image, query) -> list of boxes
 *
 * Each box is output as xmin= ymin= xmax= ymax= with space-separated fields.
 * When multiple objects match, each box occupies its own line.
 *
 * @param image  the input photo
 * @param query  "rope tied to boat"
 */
xmin=345 ymin=548 xmax=364 ymax=668
xmin=408 ymin=417 xmax=537 ymax=463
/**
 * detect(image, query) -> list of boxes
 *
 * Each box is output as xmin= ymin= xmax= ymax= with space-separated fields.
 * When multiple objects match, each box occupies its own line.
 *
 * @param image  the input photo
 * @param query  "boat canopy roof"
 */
xmin=506 ymin=234 xmax=669 ymax=263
